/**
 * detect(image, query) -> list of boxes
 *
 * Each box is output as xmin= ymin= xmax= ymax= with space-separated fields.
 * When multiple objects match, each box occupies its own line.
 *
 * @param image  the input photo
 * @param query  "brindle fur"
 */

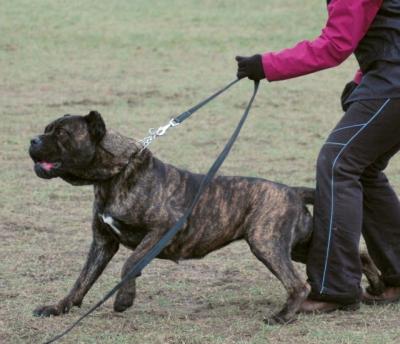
xmin=29 ymin=111 xmax=379 ymax=324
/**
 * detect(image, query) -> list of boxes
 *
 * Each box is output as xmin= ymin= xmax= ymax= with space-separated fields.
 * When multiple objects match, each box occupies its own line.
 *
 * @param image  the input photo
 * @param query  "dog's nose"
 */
xmin=30 ymin=137 xmax=41 ymax=146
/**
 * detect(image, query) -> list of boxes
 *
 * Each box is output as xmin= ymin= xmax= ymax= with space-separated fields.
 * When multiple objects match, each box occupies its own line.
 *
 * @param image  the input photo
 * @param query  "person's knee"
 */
xmin=333 ymin=155 xmax=364 ymax=179
xmin=316 ymin=145 xmax=341 ymax=178
xmin=316 ymin=145 xmax=334 ymax=174
xmin=316 ymin=144 xmax=363 ymax=180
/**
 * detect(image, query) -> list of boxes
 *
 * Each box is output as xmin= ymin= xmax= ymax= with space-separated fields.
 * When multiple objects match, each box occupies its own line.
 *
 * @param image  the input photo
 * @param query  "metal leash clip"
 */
xmin=139 ymin=118 xmax=180 ymax=151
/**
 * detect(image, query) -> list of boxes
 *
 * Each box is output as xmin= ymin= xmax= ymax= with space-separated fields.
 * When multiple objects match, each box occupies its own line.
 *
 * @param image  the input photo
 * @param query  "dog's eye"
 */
xmin=44 ymin=124 xmax=53 ymax=133
xmin=55 ymin=128 xmax=69 ymax=137
xmin=55 ymin=128 xmax=70 ymax=141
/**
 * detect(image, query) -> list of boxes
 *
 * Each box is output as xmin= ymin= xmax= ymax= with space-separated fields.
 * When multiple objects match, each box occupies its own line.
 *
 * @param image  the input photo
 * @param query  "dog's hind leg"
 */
xmin=360 ymin=251 xmax=386 ymax=295
xmin=247 ymin=221 xmax=309 ymax=325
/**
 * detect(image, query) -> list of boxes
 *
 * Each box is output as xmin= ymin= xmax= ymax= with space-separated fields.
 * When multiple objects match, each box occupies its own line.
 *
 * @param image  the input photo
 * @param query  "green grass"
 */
xmin=1 ymin=1 xmax=400 ymax=343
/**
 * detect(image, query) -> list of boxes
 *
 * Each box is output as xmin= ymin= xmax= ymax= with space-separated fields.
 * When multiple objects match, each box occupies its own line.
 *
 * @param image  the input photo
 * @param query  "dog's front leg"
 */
xmin=33 ymin=219 xmax=119 ymax=317
xmin=113 ymin=256 xmax=138 ymax=312
xmin=113 ymin=230 xmax=162 ymax=312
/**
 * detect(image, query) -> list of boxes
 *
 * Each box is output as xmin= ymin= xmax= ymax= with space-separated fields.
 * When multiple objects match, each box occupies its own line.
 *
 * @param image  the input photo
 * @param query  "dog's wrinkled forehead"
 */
xmin=44 ymin=114 xmax=87 ymax=135
xmin=43 ymin=111 xmax=106 ymax=143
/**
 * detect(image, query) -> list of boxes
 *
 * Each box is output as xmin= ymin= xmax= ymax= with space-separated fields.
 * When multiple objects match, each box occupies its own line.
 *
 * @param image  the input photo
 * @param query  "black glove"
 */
xmin=341 ymin=81 xmax=358 ymax=112
xmin=236 ymin=54 xmax=265 ymax=81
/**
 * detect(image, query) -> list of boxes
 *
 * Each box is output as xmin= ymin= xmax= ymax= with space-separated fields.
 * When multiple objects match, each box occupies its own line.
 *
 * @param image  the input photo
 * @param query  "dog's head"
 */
xmin=29 ymin=111 xmax=106 ymax=184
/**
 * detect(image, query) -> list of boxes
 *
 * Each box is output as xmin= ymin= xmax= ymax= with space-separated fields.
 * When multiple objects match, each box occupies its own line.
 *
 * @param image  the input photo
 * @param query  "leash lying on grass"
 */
xmin=43 ymin=79 xmax=259 ymax=344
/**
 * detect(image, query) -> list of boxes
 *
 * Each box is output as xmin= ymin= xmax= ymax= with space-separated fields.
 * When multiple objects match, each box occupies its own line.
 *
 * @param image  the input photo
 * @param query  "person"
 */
xmin=236 ymin=0 xmax=400 ymax=313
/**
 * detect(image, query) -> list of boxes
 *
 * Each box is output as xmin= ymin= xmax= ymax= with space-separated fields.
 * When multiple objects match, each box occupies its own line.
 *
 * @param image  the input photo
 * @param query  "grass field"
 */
xmin=1 ymin=1 xmax=400 ymax=343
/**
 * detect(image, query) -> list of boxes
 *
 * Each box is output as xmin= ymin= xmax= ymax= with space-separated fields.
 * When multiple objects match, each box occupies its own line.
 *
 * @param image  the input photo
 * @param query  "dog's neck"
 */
xmin=62 ymin=130 xmax=152 ymax=185
xmin=93 ymin=130 xmax=153 ymax=179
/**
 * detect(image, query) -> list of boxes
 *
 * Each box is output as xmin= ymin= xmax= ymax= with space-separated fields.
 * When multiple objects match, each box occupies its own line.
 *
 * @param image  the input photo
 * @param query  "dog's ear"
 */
xmin=85 ymin=111 xmax=106 ymax=143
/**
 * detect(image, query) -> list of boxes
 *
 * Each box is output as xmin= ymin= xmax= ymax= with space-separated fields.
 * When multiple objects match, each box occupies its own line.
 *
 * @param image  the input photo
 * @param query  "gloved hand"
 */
xmin=341 ymin=81 xmax=358 ymax=112
xmin=236 ymin=55 xmax=265 ymax=81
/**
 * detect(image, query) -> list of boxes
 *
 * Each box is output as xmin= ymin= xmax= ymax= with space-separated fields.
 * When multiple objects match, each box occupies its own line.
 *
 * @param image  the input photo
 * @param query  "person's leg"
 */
xmin=359 ymin=145 xmax=400 ymax=303
xmin=361 ymin=144 xmax=400 ymax=286
xmin=305 ymin=98 xmax=400 ymax=309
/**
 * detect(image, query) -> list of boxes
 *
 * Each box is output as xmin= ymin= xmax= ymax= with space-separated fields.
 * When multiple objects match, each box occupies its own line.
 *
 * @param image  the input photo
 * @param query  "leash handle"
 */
xmin=43 ymin=80 xmax=260 ymax=344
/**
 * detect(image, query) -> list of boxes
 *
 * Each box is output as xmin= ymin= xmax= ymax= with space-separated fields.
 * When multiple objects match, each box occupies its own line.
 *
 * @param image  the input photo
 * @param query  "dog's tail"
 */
xmin=293 ymin=187 xmax=315 ymax=205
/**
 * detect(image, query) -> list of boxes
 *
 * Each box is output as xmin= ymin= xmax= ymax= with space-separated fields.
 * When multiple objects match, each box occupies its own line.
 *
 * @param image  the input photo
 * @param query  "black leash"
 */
xmin=138 ymin=78 xmax=241 ymax=150
xmin=43 ymin=79 xmax=260 ymax=344
xmin=174 ymin=78 xmax=240 ymax=123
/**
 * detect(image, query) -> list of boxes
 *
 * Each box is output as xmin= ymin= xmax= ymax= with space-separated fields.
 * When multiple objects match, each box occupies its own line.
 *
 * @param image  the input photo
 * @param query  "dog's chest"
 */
xmin=98 ymin=213 xmax=182 ymax=260
xmin=95 ymin=185 xmax=147 ymax=247
xmin=95 ymin=181 xmax=141 ymax=222
xmin=99 ymin=213 xmax=147 ymax=249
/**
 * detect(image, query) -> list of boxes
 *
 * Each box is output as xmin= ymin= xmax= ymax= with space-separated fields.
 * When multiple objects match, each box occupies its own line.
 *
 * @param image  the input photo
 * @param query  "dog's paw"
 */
xmin=113 ymin=299 xmax=133 ymax=313
xmin=33 ymin=304 xmax=62 ymax=317
xmin=33 ymin=299 xmax=73 ymax=317
xmin=114 ymin=291 xmax=135 ymax=313
xmin=263 ymin=313 xmax=296 ymax=326
xmin=366 ymin=283 xmax=386 ymax=296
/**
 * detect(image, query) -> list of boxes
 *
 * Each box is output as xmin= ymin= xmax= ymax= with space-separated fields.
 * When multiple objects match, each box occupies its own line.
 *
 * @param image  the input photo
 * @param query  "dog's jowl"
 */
xmin=30 ymin=111 xmax=320 ymax=324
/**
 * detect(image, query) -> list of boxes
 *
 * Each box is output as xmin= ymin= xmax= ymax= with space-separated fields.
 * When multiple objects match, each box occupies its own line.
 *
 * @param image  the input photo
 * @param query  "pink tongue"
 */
xmin=40 ymin=161 xmax=55 ymax=171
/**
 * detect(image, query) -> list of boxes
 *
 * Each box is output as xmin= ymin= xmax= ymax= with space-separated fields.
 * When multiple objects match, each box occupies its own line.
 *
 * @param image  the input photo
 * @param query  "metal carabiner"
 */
xmin=156 ymin=118 xmax=179 ymax=136
xmin=138 ymin=118 xmax=180 ymax=152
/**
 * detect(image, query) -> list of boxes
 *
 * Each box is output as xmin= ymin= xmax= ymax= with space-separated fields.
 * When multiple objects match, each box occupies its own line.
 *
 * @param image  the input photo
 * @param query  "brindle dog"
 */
xmin=29 ymin=111 xmax=382 ymax=324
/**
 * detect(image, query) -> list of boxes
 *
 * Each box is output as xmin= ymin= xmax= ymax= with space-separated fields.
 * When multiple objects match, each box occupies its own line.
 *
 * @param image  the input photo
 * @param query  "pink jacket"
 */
xmin=262 ymin=0 xmax=383 ymax=84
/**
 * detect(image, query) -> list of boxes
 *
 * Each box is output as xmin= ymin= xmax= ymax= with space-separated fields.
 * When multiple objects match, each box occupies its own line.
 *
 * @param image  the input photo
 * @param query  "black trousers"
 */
xmin=307 ymin=98 xmax=400 ymax=305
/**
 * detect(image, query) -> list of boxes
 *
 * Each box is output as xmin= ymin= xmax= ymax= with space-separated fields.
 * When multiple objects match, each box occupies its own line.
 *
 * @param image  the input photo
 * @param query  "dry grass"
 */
xmin=1 ymin=1 xmax=400 ymax=343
